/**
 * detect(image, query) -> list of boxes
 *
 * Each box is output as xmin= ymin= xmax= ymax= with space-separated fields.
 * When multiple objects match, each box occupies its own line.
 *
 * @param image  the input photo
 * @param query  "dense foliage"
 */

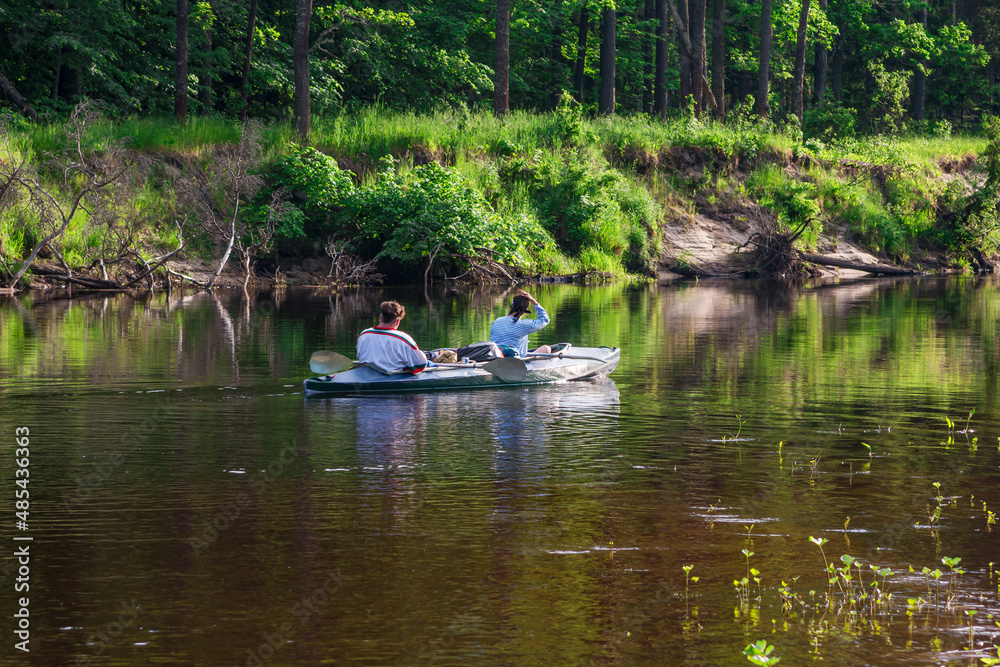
xmin=1 ymin=0 xmax=996 ymax=133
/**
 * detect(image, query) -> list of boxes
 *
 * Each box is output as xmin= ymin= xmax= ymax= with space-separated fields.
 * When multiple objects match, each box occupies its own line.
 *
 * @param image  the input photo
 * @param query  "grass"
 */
xmin=3 ymin=107 xmax=994 ymax=281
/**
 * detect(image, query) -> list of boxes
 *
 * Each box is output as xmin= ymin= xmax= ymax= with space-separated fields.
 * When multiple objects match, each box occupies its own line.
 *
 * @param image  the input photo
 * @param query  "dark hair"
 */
xmin=508 ymin=295 xmax=530 ymax=321
xmin=379 ymin=300 xmax=405 ymax=323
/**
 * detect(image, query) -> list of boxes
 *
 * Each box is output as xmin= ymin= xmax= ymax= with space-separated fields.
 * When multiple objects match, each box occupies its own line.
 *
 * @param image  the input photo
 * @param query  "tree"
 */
xmin=0 ymin=72 xmax=37 ymax=121
xmin=495 ymin=0 xmax=510 ymax=116
xmin=196 ymin=2 xmax=214 ymax=115
xmin=643 ymin=0 xmax=655 ymax=113
xmin=239 ymin=0 xmax=259 ymax=121
xmin=175 ymin=0 xmax=189 ymax=123
xmin=599 ymin=5 xmax=616 ymax=114
xmin=185 ymin=121 xmax=265 ymax=288
xmin=3 ymin=102 xmax=148 ymax=289
xmin=791 ymin=0 xmax=811 ymax=123
xmin=574 ymin=5 xmax=590 ymax=102
xmin=912 ymin=4 xmax=928 ymax=121
xmin=814 ymin=0 xmax=829 ymax=104
xmin=756 ymin=0 xmax=772 ymax=117
xmin=677 ymin=0 xmax=692 ymax=102
xmin=711 ymin=0 xmax=726 ymax=117
xmin=654 ymin=0 xmax=669 ymax=117
xmin=690 ymin=0 xmax=707 ymax=114
xmin=293 ymin=0 xmax=313 ymax=138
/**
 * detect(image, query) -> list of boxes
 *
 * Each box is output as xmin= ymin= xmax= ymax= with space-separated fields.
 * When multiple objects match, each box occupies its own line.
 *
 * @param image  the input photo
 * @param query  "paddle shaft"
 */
xmin=523 ymin=352 xmax=610 ymax=363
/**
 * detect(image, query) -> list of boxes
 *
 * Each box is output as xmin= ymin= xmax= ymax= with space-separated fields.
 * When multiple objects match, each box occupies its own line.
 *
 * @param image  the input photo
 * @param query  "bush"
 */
xmin=803 ymin=101 xmax=857 ymax=142
xmin=747 ymin=165 xmax=822 ymax=248
xmin=257 ymin=145 xmax=355 ymax=240
xmin=342 ymin=159 xmax=549 ymax=274
xmin=524 ymin=150 xmax=660 ymax=274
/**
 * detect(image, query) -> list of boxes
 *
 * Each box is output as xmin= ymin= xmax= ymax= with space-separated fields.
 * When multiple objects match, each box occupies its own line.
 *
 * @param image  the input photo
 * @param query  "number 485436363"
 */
xmin=15 ymin=427 xmax=29 ymax=527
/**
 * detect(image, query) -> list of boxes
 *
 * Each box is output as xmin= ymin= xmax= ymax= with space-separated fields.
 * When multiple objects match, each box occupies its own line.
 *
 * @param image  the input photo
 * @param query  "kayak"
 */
xmin=303 ymin=346 xmax=621 ymax=396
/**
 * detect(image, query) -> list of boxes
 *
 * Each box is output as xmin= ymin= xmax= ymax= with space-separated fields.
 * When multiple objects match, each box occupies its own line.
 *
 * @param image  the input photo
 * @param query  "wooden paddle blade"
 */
xmin=482 ymin=357 xmax=527 ymax=382
xmin=309 ymin=351 xmax=354 ymax=375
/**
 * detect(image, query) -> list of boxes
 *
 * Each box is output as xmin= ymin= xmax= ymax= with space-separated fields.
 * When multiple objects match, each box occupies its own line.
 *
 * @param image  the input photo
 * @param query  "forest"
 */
xmin=1 ymin=0 xmax=999 ymax=286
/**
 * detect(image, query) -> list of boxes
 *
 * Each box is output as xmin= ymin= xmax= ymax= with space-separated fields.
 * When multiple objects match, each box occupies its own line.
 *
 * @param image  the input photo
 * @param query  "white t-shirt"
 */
xmin=357 ymin=326 xmax=427 ymax=373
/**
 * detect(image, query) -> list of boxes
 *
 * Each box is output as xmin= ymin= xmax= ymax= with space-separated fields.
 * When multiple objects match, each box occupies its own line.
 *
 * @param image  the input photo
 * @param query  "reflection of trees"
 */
xmin=653 ymin=277 xmax=1000 ymax=430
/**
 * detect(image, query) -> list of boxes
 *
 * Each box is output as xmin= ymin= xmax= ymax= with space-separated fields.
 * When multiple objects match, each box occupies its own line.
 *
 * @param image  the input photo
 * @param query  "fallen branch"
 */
xmin=29 ymin=264 xmax=121 ymax=289
xmin=166 ymin=267 xmax=207 ymax=287
xmin=0 ymin=71 xmax=38 ymax=121
xmin=122 ymin=243 xmax=186 ymax=288
xmin=798 ymin=253 xmax=921 ymax=276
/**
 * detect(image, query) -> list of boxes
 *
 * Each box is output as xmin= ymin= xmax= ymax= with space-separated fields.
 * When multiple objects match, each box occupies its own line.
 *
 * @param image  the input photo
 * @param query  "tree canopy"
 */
xmin=0 ymin=0 xmax=995 ymax=132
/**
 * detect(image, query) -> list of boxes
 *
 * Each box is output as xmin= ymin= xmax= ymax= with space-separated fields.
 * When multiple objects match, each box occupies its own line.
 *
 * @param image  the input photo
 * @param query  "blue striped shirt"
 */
xmin=489 ymin=305 xmax=550 ymax=357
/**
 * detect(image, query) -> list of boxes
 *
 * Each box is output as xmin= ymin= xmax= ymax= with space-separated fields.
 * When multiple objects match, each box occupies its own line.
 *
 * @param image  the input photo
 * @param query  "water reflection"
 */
xmin=2 ymin=279 xmax=1000 ymax=665
xmin=303 ymin=380 xmax=621 ymax=477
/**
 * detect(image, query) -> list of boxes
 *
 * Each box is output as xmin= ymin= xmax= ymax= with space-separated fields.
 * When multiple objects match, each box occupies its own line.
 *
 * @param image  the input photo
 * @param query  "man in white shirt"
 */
xmin=357 ymin=301 xmax=428 ymax=374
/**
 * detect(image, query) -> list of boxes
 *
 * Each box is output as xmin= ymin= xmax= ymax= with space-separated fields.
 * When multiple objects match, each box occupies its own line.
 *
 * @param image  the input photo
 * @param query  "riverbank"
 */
xmin=1 ymin=109 xmax=995 ymax=290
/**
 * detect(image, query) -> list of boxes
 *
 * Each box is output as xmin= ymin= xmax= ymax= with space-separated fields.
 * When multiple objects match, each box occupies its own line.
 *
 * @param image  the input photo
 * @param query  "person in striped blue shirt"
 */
xmin=357 ymin=301 xmax=428 ymax=374
xmin=489 ymin=289 xmax=552 ymax=357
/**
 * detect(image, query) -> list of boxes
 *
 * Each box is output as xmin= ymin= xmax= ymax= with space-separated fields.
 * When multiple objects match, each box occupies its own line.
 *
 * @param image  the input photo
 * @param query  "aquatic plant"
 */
xmin=743 ymin=639 xmax=780 ymax=665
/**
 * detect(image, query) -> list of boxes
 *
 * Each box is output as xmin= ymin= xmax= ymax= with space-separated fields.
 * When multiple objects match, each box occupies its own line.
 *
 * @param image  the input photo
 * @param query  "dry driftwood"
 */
xmin=798 ymin=253 xmax=921 ymax=276
xmin=29 ymin=263 xmax=122 ymax=289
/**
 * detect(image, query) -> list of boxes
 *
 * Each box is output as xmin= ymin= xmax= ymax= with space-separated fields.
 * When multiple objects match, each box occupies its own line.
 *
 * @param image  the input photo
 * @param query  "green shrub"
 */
xmin=257 ymin=145 xmax=354 ymax=241
xmin=342 ymin=159 xmax=549 ymax=274
xmin=747 ymin=165 xmax=822 ymax=248
xmin=524 ymin=150 xmax=661 ymax=275
xmin=803 ymin=101 xmax=857 ymax=141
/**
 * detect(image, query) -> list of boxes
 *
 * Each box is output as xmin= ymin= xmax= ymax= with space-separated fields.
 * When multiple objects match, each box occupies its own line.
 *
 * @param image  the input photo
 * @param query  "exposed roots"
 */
xmin=740 ymin=218 xmax=817 ymax=277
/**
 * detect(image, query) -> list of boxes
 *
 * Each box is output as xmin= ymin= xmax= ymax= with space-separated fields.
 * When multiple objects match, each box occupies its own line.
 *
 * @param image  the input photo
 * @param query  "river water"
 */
xmin=1 ymin=278 xmax=998 ymax=665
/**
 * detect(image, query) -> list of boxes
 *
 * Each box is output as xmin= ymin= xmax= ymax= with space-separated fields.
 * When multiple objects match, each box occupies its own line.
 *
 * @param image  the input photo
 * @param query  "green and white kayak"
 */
xmin=303 ymin=346 xmax=620 ymax=396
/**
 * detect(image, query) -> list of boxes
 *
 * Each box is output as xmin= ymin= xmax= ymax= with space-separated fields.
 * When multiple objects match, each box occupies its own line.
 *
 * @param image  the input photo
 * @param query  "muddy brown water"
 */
xmin=1 ymin=277 xmax=998 ymax=665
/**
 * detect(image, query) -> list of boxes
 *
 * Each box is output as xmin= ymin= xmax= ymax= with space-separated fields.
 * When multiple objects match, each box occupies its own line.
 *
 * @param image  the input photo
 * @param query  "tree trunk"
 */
xmin=549 ymin=21 xmax=568 ymax=108
xmin=52 ymin=50 xmax=63 ymax=103
xmin=207 ymin=197 xmax=240 ymax=289
xmin=239 ymin=0 xmax=259 ymax=121
xmin=174 ymin=0 xmax=189 ymax=123
xmin=791 ymin=0 xmax=810 ymax=123
xmin=199 ymin=27 xmax=213 ymax=115
xmin=912 ymin=6 xmax=928 ymax=121
xmin=0 ymin=72 xmax=38 ymax=121
xmin=494 ymin=0 xmax=510 ymax=116
xmin=690 ymin=0 xmax=706 ymax=115
xmin=643 ymin=0 xmax=655 ymax=114
xmin=654 ymin=0 xmax=669 ymax=117
xmin=799 ymin=253 xmax=919 ymax=275
xmin=756 ymin=0 xmax=772 ymax=117
xmin=574 ymin=6 xmax=589 ymax=102
xmin=831 ymin=35 xmax=843 ymax=101
xmin=293 ymin=0 xmax=312 ymax=138
xmin=813 ymin=0 xmax=828 ymax=105
xmin=678 ymin=0 xmax=691 ymax=104
xmin=711 ymin=0 xmax=725 ymax=117
xmin=599 ymin=6 xmax=616 ymax=114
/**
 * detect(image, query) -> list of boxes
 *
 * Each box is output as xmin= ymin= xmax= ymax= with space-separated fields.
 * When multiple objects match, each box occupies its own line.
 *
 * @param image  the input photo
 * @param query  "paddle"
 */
xmin=481 ymin=357 xmax=527 ymax=382
xmin=523 ymin=351 xmax=610 ymax=363
xmin=309 ymin=350 xmax=354 ymax=375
